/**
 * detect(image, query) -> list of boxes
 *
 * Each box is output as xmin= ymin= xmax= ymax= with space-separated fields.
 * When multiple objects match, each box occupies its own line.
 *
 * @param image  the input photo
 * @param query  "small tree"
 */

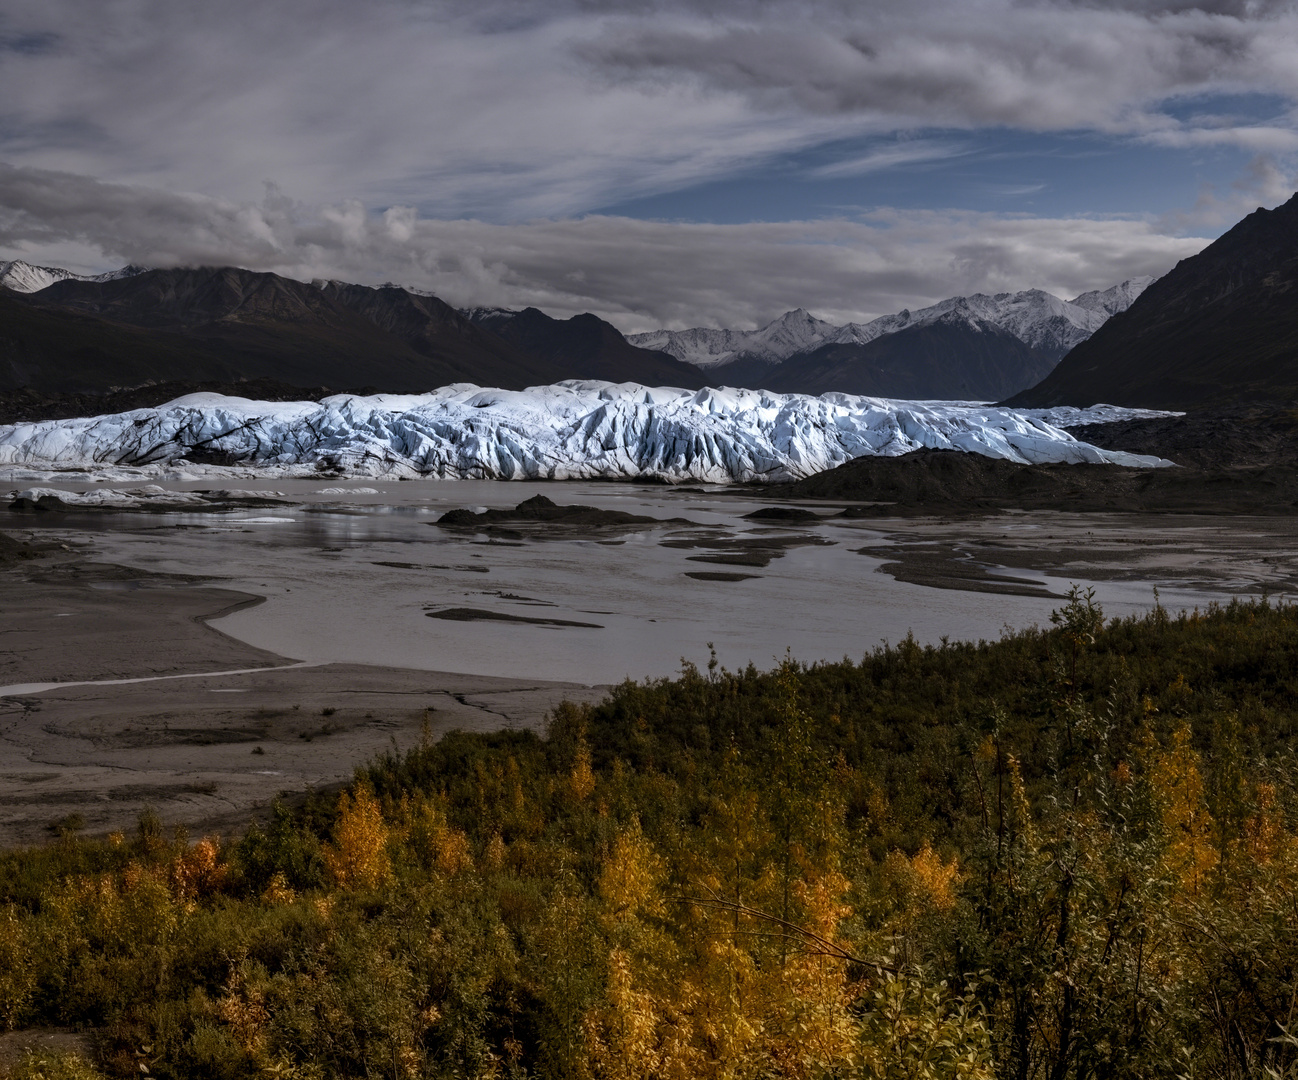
xmin=1050 ymin=585 xmax=1105 ymax=708
xmin=323 ymin=786 xmax=390 ymax=890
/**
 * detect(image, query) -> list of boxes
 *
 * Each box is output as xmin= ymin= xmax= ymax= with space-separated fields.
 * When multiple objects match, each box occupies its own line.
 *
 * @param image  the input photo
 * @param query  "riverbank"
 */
xmin=0 ymin=537 xmax=606 ymax=845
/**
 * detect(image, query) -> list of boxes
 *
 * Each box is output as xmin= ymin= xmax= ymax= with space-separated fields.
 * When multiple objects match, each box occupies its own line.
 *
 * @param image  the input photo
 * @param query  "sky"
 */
xmin=1 ymin=0 xmax=1296 ymax=331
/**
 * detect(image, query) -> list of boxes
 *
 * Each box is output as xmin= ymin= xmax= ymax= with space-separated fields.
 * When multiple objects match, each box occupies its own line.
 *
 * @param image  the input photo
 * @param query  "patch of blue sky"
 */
xmin=1156 ymin=91 xmax=1293 ymax=128
xmin=594 ymin=99 xmax=1295 ymax=236
xmin=0 ymin=30 xmax=59 ymax=55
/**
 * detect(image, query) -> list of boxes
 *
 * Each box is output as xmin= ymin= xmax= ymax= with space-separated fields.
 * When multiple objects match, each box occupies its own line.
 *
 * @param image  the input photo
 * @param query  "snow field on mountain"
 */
xmin=0 ymin=381 xmax=1173 ymax=484
xmin=0 ymin=260 xmax=146 ymax=293
xmin=629 ymin=278 xmax=1156 ymax=368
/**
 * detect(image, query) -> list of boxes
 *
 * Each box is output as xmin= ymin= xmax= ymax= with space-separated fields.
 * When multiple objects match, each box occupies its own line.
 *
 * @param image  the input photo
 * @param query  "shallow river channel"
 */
xmin=8 ymin=478 xmax=1291 ymax=685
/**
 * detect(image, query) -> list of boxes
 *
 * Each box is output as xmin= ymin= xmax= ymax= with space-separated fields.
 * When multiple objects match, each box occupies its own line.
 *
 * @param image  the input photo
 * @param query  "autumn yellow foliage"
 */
xmin=570 ymin=741 xmax=597 ymax=803
xmin=323 ymin=786 xmax=390 ymax=889
xmin=5 ymin=597 xmax=1298 ymax=1078
xmin=170 ymin=836 xmax=226 ymax=902
xmin=1149 ymin=720 xmax=1218 ymax=893
xmin=908 ymin=842 xmax=961 ymax=913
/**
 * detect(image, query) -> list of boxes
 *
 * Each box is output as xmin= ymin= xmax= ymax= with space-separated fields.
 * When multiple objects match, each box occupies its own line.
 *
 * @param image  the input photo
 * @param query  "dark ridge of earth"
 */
xmin=683 ymin=571 xmax=763 ymax=582
xmin=435 ymin=494 xmax=691 ymax=531
xmin=1064 ymin=405 xmax=1298 ymax=470
xmin=424 ymin=607 xmax=604 ymax=628
xmin=776 ymin=447 xmax=1298 ymax=516
xmin=744 ymin=507 xmax=823 ymax=522
xmin=0 ymin=378 xmax=343 ymax=425
xmin=8 ymin=492 xmax=290 ymax=514
xmin=0 ymin=531 xmax=60 ymax=564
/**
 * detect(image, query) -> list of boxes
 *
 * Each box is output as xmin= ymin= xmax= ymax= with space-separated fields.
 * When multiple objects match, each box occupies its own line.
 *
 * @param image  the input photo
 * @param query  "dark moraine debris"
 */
xmin=1064 ymin=405 xmax=1298 ymax=471
xmin=371 ymin=561 xmax=491 ymax=573
xmin=8 ymin=490 xmax=291 ymax=514
xmin=661 ymin=533 xmax=834 ymax=569
xmin=434 ymin=494 xmax=689 ymax=531
xmin=854 ymin=544 xmax=1062 ymax=598
xmin=8 ymin=495 xmax=69 ymax=513
xmin=683 ymin=571 xmax=763 ymax=582
xmin=686 ymin=553 xmax=772 ymax=568
xmin=425 ymin=606 xmax=603 ymax=628
xmin=743 ymin=506 xmax=822 ymax=522
xmin=0 ymin=531 xmax=53 ymax=563
xmin=776 ymin=447 xmax=1298 ymax=516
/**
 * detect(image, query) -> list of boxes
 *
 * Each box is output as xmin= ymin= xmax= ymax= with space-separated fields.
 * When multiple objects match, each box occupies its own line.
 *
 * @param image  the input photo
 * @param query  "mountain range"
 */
xmin=0 ymin=260 xmax=148 ymax=294
xmin=0 ymin=255 xmax=1153 ymax=409
xmin=1008 ymin=192 xmax=1298 ymax=410
xmin=0 ymin=265 xmax=704 ymax=405
xmin=629 ymin=281 xmax=1150 ymax=368
xmin=8 ymin=184 xmax=1298 ymax=423
xmin=623 ymin=280 xmax=1151 ymax=401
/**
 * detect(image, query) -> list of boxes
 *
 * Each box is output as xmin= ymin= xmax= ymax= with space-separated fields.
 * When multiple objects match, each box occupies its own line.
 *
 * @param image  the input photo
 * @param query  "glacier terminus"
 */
xmin=0 ymin=381 xmax=1173 ymax=484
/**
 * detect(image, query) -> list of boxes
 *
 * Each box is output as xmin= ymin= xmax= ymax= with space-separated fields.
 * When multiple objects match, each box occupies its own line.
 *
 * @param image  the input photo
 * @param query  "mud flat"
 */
xmin=3 ymin=479 xmax=1279 ymax=683
xmin=847 ymin=513 xmax=1298 ymax=599
xmin=0 ymin=536 xmax=606 ymax=846
xmin=6 ymin=472 xmax=1297 ymax=850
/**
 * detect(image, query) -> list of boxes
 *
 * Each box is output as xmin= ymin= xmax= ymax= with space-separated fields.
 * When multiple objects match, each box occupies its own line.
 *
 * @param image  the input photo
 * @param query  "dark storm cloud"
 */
xmin=0 ymin=31 xmax=59 ymax=54
xmin=0 ymin=0 xmax=847 ymax=218
xmin=577 ymin=2 xmax=1298 ymax=141
xmin=1052 ymin=0 xmax=1295 ymax=13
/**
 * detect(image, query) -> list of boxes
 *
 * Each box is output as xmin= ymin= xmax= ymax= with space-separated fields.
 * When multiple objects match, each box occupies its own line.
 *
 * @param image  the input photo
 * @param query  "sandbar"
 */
xmin=0 ymin=534 xmax=608 ymax=846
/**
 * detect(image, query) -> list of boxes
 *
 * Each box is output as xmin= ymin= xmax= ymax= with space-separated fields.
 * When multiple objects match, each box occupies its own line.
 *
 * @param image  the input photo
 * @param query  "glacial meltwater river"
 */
xmin=7 ymin=478 xmax=1292 ymax=685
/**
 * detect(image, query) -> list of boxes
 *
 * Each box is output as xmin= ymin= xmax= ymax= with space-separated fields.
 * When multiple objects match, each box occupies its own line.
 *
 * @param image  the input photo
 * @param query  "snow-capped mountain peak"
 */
xmin=750 ymin=308 xmax=838 ymax=359
xmin=630 ymin=276 xmax=1156 ymax=369
xmin=1069 ymin=276 xmax=1155 ymax=317
xmin=627 ymin=307 xmax=837 ymax=367
xmin=0 ymin=261 xmax=82 ymax=293
xmin=0 ymin=260 xmax=149 ymax=293
xmin=460 ymin=306 xmax=521 ymax=323
xmin=93 ymin=264 xmax=151 ymax=284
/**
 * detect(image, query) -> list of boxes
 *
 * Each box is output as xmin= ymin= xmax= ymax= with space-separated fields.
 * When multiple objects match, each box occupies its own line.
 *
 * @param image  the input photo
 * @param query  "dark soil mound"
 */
xmin=1065 ymin=405 xmax=1298 ymax=470
xmin=435 ymin=495 xmax=684 ymax=530
xmin=0 ymin=530 xmax=51 ymax=563
xmin=424 ymin=607 xmax=603 ymax=628
xmin=779 ymin=448 xmax=1298 ymax=515
xmin=743 ymin=507 xmax=822 ymax=521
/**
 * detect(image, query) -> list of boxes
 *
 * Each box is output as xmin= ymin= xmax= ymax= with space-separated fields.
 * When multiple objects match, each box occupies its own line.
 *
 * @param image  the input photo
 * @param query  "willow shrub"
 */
xmin=3 ymin=595 xmax=1298 ymax=1078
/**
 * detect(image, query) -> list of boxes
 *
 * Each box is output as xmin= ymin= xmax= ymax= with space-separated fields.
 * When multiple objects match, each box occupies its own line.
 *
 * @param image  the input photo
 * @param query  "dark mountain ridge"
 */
xmin=1007 ymin=193 xmax=1298 ymax=409
xmin=756 ymin=313 xmax=1056 ymax=400
xmin=468 ymin=307 xmax=704 ymax=387
xmin=0 ymin=267 xmax=703 ymax=406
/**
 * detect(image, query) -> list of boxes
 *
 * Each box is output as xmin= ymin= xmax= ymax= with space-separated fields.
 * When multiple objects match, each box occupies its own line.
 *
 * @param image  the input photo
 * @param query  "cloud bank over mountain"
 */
xmin=0 ymin=163 xmax=1206 ymax=331
xmin=0 ymin=0 xmax=1295 ymax=326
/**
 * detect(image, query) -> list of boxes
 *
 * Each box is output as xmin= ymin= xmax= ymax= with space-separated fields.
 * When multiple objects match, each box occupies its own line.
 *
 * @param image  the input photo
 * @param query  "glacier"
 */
xmin=0 ymin=381 xmax=1174 ymax=485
